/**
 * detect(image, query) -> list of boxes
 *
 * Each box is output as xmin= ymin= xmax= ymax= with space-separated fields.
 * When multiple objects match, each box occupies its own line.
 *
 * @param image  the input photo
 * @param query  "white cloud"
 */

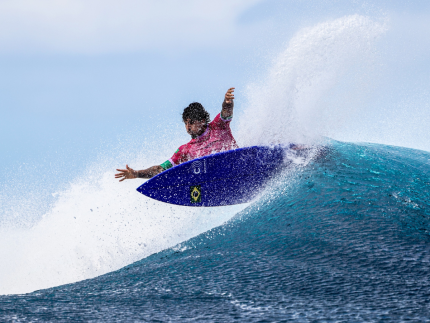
xmin=0 ymin=0 xmax=262 ymax=54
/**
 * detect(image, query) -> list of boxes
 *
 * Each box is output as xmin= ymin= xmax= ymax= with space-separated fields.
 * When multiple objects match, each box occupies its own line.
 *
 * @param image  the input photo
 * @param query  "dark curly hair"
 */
xmin=182 ymin=102 xmax=210 ymax=125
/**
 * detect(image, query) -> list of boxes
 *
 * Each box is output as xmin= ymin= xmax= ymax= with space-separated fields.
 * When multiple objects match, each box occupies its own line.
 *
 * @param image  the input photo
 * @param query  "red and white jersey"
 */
xmin=163 ymin=113 xmax=238 ymax=169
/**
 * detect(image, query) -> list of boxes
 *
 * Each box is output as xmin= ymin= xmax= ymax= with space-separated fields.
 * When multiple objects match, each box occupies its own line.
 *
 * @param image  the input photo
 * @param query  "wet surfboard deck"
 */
xmin=136 ymin=146 xmax=288 ymax=207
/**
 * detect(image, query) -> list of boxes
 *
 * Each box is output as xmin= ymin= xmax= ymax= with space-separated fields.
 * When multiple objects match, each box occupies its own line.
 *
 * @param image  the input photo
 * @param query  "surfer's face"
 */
xmin=185 ymin=119 xmax=207 ymax=138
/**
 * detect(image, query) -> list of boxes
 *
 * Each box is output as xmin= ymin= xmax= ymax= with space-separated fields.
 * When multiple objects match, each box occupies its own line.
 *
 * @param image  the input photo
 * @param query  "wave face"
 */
xmin=1 ymin=141 xmax=429 ymax=321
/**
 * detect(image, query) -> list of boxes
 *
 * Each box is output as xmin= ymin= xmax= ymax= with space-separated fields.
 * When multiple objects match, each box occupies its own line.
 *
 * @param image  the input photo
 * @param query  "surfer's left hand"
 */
xmin=225 ymin=87 xmax=235 ymax=104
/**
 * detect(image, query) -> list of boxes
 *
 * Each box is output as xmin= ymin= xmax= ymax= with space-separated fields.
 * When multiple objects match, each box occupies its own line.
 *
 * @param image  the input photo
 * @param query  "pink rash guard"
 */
xmin=160 ymin=113 xmax=238 ymax=170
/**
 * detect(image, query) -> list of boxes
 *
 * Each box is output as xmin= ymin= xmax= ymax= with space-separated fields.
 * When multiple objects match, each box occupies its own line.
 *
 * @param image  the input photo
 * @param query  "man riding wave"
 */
xmin=115 ymin=87 xmax=238 ymax=181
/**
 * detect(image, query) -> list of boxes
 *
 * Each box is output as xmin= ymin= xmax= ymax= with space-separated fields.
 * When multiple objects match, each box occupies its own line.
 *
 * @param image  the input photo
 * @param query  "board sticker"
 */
xmin=190 ymin=185 xmax=202 ymax=203
xmin=190 ymin=160 xmax=206 ymax=174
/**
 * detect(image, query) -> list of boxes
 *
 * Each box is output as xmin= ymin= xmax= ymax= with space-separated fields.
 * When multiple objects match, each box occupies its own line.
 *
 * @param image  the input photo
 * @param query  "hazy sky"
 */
xmin=1 ymin=0 xmax=430 ymax=182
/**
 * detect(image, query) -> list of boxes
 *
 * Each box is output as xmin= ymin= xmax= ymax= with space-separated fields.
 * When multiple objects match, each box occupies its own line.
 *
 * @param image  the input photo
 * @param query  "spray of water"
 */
xmin=237 ymin=15 xmax=387 ymax=147
xmin=0 ymin=137 xmax=247 ymax=295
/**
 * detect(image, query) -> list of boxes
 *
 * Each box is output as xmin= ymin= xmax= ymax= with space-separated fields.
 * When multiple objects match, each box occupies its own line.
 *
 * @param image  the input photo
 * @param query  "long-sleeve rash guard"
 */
xmin=160 ymin=112 xmax=238 ymax=170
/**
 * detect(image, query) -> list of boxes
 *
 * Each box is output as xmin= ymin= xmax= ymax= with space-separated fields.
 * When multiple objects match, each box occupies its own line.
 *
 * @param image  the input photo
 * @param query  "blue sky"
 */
xmin=1 ymin=0 xmax=430 ymax=184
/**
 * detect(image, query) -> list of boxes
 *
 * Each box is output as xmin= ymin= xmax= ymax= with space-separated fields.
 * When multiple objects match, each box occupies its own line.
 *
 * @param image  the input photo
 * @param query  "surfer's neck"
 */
xmin=191 ymin=124 xmax=208 ymax=139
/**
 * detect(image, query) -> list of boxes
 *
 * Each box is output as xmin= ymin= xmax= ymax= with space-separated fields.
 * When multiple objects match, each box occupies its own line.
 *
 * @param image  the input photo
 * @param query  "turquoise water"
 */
xmin=1 ymin=140 xmax=429 ymax=321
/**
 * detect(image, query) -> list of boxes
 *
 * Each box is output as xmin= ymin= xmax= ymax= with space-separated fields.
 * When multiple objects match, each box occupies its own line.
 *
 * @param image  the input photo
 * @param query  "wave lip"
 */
xmin=1 ymin=141 xmax=430 ymax=321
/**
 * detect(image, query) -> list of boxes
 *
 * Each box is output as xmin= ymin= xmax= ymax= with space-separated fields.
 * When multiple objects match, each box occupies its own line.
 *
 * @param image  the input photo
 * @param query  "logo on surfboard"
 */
xmin=190 ymin=160 xmax=206 ymax=174
xmin=190 ymin=185 xmax=202 ymax=203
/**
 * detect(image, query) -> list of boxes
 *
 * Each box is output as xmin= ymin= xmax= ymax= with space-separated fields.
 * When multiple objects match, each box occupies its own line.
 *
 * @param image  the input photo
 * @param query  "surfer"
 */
xmin=115 ymin=87 xmax=238 ymax=181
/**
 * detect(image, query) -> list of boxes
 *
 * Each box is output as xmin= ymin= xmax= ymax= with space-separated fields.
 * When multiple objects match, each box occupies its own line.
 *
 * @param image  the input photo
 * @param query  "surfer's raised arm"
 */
xmin=221 ymin=87 xmax=234 ymax=120
xmin=115 ymin=87 xmax=239 ymax=182
xmin=115 ymin=164 xmax=163 ymax=181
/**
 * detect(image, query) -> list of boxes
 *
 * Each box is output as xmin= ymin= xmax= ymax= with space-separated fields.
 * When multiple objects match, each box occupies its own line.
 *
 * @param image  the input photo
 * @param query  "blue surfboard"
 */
xmin=136 ymin=146 xmax=289 ymax=207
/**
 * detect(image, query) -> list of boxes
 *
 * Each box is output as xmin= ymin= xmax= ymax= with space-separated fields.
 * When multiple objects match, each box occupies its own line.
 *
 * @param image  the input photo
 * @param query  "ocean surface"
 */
xmin=1 ymin=140 xmax=429 ymax=321
xmin=2 ymin=12 xmax=430 ymax=322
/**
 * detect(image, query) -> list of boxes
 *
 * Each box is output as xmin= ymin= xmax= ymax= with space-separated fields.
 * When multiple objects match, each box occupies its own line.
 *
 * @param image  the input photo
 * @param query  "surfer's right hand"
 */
xmin=115 ymin=165 xmax=137 ymax=182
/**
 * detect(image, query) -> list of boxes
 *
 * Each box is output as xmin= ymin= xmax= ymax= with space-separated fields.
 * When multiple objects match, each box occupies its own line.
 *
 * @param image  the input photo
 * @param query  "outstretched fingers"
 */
xmin=115 ymin=164 xmax=137 ymax=182
xmin=225 ymin=87 xmax=235 ymax=101
xmin=115 ymin=167 xmax=128 ymax=181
